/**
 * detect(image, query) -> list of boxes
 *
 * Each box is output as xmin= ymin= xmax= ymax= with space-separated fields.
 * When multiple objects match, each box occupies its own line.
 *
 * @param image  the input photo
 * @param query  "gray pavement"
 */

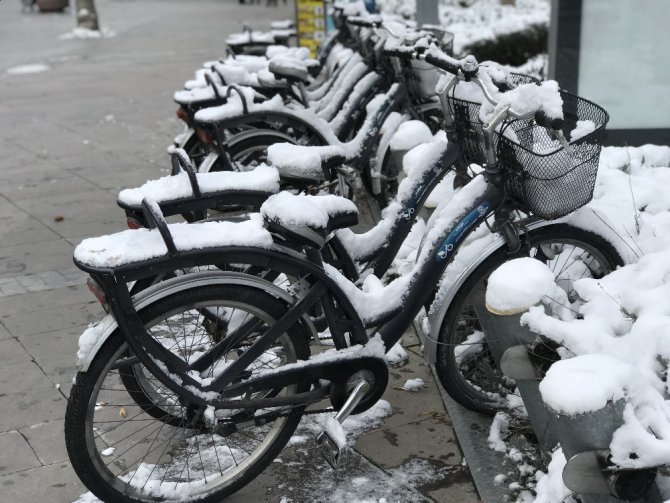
xmin=0 ymin=1 xmax=481 ymax=501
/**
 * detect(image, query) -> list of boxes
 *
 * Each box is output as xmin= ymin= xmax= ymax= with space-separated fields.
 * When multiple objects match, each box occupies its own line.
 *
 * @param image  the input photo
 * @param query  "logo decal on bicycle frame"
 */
xmin=436 ymin=202 xmax=491 ymax=262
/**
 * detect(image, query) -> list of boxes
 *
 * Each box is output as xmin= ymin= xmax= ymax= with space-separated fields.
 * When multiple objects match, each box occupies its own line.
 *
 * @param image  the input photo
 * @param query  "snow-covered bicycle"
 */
xmin=66 ymin=48 xmax=616 ymax=502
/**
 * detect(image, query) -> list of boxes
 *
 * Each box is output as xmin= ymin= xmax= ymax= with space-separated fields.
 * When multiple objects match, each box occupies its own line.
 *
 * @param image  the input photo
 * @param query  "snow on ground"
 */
xmin=74 ymin=398 xmax=442 ymax=503
xmin=402 ymin=378 xmax=426 ymax=391
xmin=6 ymin=63 xmax=51 ymax=75
xmin=59 ymin=27 xmax=116 ymax=40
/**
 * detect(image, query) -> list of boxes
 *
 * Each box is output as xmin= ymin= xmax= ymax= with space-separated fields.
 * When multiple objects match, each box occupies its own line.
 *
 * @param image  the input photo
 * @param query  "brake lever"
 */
xmin=553 ymin=128 xmax=573 ymax=157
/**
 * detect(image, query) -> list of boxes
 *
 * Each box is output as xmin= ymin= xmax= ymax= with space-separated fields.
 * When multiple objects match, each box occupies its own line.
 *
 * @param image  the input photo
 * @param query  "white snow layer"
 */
xmin=74 ymin=214 xmax=272 ymax=267
xmin=485 ymin=258 xmax=559 ymax=314
xmin=389 ymin=120 xmax=434 ymax=152
xmin=266 ymin=85 xmax=399 ymax=180
xmin=327 ymin=175 xmax=488 ymax=323
xmin=337 ymin=133 xmax=450 ymax=261
xmin=402 ymin=378 xmax=426 ymax=391
xmin=117 ymin=164 xmax=280 ymax=206
xmin=261 ymin=192 xmax=357 ymax=229
xmin=194 ymin=92 xmax=284 ymax=123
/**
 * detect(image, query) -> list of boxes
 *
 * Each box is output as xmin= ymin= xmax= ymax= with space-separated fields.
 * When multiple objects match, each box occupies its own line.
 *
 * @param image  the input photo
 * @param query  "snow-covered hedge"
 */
xmin=377 ymin=0 xmax=550 ymax=63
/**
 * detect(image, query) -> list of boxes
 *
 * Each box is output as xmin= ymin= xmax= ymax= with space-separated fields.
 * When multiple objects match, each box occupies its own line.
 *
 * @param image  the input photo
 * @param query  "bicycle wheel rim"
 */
xmin=82 ymin=297 xmax=300 ymax=502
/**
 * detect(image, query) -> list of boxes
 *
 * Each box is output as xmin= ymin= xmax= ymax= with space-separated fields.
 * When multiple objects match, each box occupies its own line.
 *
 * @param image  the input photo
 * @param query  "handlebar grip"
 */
xmin=535 ymin=110 xmax=565 ymax=131
xmin=382 ymin=47 xmax=415 ymax=61
xmin=422 ymin=53 xmax=460 ymax=76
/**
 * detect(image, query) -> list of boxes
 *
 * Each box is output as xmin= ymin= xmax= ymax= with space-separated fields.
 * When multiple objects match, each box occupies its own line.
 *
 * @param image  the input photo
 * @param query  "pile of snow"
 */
xmin=59 ymin=27 xmax=116 ymax=40
xmin=486 ymin=258 xmax=560 ymax=315
xmin=402 ymin=378 xmax=426 ymax=391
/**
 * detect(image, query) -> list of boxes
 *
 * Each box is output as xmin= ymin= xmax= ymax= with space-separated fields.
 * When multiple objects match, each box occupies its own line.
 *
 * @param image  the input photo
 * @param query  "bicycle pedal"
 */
xmin=315 ymin=430 xmax=347 ymax=469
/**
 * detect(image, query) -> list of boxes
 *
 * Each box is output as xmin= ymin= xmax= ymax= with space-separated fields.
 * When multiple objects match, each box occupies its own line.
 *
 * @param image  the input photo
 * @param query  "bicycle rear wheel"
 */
xmin=66 ymin=283 xmax=310 ymax=503
xmin=434 ymin=224 xmax=623 ymax=415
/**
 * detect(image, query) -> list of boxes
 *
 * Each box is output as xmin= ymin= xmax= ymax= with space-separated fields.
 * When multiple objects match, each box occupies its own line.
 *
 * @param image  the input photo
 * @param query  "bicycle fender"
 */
xmin=75 ymin=271 xmax=315 ymax=372
xmin=177 ymin=128 xmax=195 ymax=149
xmin=198 ymin=152 xmax=220 ymax=173
xmin=423 ymin=210 xmax=636 ymax=363
xmin=226 ymin=128 xmax=297 ymax=148
xmin=167 ymin=128 xmax=195 ymax=154
xmin=198 ymin=129 xmax=301 ymax=174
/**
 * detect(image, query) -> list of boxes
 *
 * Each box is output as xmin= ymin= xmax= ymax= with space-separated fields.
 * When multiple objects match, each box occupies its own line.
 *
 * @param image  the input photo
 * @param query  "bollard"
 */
xmin=482 ymin=307 xmax=561 ymax=453
xmin=541 ymin=363 xmax=661 ymax=503
xmin=484 ymin=258 xmax=562 ymax=452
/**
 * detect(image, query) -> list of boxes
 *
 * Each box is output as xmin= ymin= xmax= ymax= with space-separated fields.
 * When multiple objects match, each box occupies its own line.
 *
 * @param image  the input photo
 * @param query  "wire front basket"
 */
xmin=448 ymin=79 xmax=609 ymax=220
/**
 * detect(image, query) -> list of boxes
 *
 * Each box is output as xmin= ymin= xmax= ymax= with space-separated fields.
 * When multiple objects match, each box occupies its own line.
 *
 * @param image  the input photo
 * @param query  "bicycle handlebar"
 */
xmin=347 ymin=15 xmax=383 ymax=28
xmin=421 ymin=53 xmax=461 ymax=76
xmin=534 ymin=110 xmax=565 ymax=131
xmin=381 ymin=46 xmax=415 ymax=61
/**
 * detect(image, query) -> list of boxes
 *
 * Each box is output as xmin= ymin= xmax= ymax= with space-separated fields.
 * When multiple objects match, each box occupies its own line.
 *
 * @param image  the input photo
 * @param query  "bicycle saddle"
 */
xmin=257 ymin=69 xmax=290 ymax=89
xmin=261 ymin=192 xmax=358 ymax=249
xmin=267 ymin=144 xmax=346 ymax=181
xmin=268 ymin=58 xmax=310 ymax=84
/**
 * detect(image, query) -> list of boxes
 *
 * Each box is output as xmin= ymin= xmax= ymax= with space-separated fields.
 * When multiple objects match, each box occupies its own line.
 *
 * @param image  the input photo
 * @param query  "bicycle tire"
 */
xmin=434 ymin=223 xmax=623 ymax=415
xmin=66 ymin=283 xmax=310 ymax=503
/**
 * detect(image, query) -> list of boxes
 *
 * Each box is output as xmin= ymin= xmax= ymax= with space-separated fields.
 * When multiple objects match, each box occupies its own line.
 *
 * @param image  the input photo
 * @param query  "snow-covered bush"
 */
xmin=378 ymin=0 xmax=550 ymax=63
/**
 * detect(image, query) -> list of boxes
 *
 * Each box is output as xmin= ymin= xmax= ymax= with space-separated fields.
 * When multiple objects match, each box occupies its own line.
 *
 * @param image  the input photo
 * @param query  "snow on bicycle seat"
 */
xmin=266 ymin=90 xmax=396 ymax=181
xmin=74 ymin=213 xmax=273 ymax=270
xmin=226 ymin=31 xmax=275 ymax=46
xmin=117 ymin=164 xmax=280 ymax=209
xmin=268 ymin=57 xmax=310 ymax=84
xmin=174 ymin=83 xmax=229 ymax=105
xmin=265 ymin=46 xmax=310 ymax=60
xmin=194 ymin=92 xmax=284 ymax=123
xmin=266 ymin=143 xmax=346 ymax=181
xmin=257 ymin=69 xmax=290 ymax=89
xmin=271 ymin=20 xmax=295 ymax=30
xmin=203 ymin=54 xmax=269 ymax=72
xmin=261 ymin=192 xmax=358 ymax=249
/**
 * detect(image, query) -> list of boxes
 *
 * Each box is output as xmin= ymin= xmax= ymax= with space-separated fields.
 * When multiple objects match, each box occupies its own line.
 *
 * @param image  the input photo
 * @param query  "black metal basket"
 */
xmin=448 ymin=73 xmax=539 ymax=167
xmin=448 ymin=79 xmax=609 ymax=220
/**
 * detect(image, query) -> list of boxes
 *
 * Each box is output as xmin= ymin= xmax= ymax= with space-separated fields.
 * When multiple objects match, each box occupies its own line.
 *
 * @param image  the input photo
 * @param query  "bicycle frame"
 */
xmin=77 ymin=141 xmax=506 ymax=412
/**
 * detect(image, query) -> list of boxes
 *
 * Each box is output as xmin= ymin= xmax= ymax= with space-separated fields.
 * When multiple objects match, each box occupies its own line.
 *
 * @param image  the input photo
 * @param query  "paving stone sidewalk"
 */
xmin=0 ymin=1 xmax=481 ymax=501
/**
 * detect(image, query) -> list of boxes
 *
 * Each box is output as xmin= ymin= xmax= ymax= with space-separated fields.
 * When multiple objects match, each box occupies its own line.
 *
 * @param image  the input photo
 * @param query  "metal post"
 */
xmin=415 ymin=0 xmax=439 ymax=28
xmin=483 ymin=310 xmax=560 ymax=452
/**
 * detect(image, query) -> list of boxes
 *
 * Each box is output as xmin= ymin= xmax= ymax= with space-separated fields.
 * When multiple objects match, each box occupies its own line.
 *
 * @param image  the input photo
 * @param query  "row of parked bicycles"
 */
xmin=64 ymin=3 xmax=618 ymax=502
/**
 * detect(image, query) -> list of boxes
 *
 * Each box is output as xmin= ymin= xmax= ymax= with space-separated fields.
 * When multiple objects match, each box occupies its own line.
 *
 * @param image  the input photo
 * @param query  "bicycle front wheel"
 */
xmin=65 ymin=283 xmax=310 ymax=503
xmin=434 ymin=223 xmax=624 ymax=415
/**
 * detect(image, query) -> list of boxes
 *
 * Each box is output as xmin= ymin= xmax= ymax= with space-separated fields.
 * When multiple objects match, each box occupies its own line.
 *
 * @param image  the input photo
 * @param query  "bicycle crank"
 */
xmin=316 ymin=375 xmax=372 ymax=469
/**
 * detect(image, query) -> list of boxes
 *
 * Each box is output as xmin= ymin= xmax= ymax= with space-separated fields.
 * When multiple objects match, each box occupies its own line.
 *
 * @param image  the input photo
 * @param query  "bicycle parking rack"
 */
xmin=484 ymin=297 xmax=661 ymax=502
